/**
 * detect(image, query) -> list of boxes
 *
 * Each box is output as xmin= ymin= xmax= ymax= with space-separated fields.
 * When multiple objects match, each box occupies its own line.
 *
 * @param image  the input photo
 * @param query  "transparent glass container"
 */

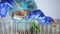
xmin=0 ymin=18 xmax=60 ymax=34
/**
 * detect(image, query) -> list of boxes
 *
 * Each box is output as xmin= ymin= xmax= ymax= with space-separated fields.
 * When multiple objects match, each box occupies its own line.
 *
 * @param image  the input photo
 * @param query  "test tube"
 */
xmin=58 ymin=21 xmax=60 ymax=34
xmin=2 ymin=22 xmax=4 ymax=34
xmin=48 ymin=25 xmax=50 ymax=34
xmin=16 ymin=23 xmax=17 ymax=34
xmin=40 ymin=24 xmax=42 ymax=34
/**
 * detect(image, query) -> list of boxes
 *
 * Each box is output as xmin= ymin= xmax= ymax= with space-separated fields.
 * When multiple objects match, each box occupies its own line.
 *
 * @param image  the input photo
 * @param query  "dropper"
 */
xmin=30 ymin=20 xmax=40 ymax=34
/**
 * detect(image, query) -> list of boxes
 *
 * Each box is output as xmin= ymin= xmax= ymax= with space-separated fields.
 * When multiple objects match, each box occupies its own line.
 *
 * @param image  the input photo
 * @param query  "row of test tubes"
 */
xmin=0 ymin=18 xmax=60 ymax=34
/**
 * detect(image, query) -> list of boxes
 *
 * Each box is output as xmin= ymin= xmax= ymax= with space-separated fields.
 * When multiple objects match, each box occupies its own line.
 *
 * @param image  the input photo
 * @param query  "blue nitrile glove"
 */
xmin=0 ymin=3 xmax=13 ymax=17
xmin=0 ymin=0 xmax=14 ymax=3
xmin=43 ymin=16 xmax=53 ymax=24
xmin=37 ymin=16 xmax=53 ymax=26
xmin=25 ymin=10 xmax=45 ymax=20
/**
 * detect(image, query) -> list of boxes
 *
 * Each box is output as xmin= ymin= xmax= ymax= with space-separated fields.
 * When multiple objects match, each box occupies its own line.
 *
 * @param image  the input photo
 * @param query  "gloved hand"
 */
xmin=0 ymin=2 xmax=13 ymax=17
xmin=25 ymin=9 xmax=53 ymax=26
xmin=25 ymin=10 xmax=45 ymax=20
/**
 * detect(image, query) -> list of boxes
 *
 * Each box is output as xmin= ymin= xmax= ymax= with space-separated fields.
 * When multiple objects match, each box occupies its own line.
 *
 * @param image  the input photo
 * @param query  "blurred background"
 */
xmin=35 ymin=0 xmax=60 ymax=19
